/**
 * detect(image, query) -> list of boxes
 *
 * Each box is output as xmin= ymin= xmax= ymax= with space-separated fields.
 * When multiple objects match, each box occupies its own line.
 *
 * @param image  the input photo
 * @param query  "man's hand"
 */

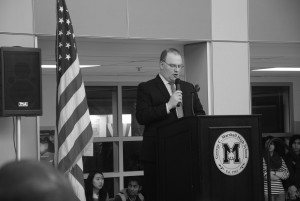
xmin=167 ymin=90 xmax=182 ymax=109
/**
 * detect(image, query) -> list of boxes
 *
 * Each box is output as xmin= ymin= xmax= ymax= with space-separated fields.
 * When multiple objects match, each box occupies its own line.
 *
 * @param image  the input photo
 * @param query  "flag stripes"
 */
xmin=68 ymin=160 xmax=86 ymax=201
xmin=57 ymin=57 xmax=81 ymax=103
xmin=58 ymin=110 xmax=92 ymax=172
xmin=58 ymin=97 xmax=90 ymax=145
xmin=71 ymin=160 xmax=85 ymax=187
xmin=58 ymin=82 xmax=87 ymax=130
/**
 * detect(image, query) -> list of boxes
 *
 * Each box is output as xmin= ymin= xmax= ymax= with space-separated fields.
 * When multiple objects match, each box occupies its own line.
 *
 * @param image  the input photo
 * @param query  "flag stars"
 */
xmin=59 ymin=55 xmax=62 ymax=60
xmin=59 ymin=18 xmax=64 ymax=24
xmin=59 ymin=6 xmax=63 ymax=12
xmin=66 ymin=30 xmax=71 ymax=35
xmin=66 ymin=43 xmax=71 ymax=48
xmin=66 ymin=19 xmax=71 ymax=25
xmin=66 ymin=54 xmax=71 ymax=60
xmin=59 ymin=43 xmax=63 ymax=48
xmin=58 ymin=30 xmax=63 ymax=36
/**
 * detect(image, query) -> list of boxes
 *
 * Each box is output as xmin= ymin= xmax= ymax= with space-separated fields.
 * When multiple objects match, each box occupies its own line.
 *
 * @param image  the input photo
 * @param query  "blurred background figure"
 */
xmin=40 ymin=135 xmax=55 ymax=166
xmin=0 ymin=160 xmax=76 ymax=201
xmin=284 ymin=134 xmax=300 ymax=201
xmin=263 ymin=136 xmax=289 ymax=201
xmin=85 ymin=170 xmax=109 ymax=201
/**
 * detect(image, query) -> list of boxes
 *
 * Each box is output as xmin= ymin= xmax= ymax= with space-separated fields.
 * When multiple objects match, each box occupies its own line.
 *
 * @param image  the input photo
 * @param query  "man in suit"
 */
xmin=135 ymin=48 xmax=206 ymax=201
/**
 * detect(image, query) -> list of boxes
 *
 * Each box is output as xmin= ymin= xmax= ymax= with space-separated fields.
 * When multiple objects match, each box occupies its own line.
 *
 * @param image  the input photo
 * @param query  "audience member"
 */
xmin=85 ymin=169 xmax=109 ymax=201
xmin=0 ymin=160 xmax=76 ymax=201
xmin=263 ymin=136 xmax=289 ymax=201
xmin=114 ymin=177 xmax=144 ymax=201
xmin=284 ymin=134 xmax=300 ymax=200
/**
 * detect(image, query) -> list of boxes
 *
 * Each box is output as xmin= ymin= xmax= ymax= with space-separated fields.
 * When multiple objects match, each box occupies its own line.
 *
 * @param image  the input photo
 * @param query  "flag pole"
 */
xmin=55 ymin=0 xmax=59 ymax=167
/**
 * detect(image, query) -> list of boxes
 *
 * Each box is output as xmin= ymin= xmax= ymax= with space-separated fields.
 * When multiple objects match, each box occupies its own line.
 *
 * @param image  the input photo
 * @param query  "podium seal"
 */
xmin=213 ymin=131 xmax=249 ymax=176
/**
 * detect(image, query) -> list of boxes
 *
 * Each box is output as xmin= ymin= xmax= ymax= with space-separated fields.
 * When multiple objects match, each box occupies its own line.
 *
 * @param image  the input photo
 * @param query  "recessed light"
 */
xmin=42 ymin=65 xmax=100 ymax=69
xmin=252 ymin=67 xmax=300 ymax=72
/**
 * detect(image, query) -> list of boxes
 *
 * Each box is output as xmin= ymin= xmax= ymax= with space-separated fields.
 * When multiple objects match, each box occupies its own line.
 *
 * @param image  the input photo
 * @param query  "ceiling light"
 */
xmin=42 ymin=64 xmax=100 ymax=69
xmin=252 ymin=67 xmax=300 ymax=72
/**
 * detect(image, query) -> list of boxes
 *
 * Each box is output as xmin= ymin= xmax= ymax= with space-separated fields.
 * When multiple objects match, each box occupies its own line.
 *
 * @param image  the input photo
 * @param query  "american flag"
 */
xmin=56 ymin=0 xmax=93 ymax=201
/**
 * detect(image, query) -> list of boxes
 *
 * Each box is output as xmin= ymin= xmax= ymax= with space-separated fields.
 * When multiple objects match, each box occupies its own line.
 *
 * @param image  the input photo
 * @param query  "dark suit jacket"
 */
xmin=136 ymin=74 xmax=205 ymax=162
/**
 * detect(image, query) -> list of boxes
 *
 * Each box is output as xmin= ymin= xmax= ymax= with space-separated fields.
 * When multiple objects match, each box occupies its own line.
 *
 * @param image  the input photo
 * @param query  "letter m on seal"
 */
xmin=222 ymin=143 xmax=240 ymax=164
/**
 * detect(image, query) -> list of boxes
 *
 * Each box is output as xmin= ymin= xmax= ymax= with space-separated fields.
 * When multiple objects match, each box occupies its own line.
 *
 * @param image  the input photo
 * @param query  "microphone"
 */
xmin=175 ymin=78 xmax=181 ymax=91
xmin=191 ymin=84 xmax=200 ymax=116
xmin=193 ymin=84 xmax=200 ymax=93
xmin=175 ymin=78 xmax=181 ymax=107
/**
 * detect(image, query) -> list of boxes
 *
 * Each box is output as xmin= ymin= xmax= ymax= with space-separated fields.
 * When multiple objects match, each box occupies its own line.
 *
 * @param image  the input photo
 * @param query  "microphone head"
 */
xmin=194 ymin=84 xmax=200 ymax=92
xmin=175 ymin=78 xmax=181 ymax=85
xmin=174 ymin=78 xmax=181 ymax=106
xmin=175 ymin=78 xmax=181 ymax=91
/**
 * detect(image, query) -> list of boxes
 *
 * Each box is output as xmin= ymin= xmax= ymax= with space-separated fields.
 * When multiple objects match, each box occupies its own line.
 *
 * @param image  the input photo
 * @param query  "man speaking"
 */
xmin=135 ymin=48 xmax=206 ymax=201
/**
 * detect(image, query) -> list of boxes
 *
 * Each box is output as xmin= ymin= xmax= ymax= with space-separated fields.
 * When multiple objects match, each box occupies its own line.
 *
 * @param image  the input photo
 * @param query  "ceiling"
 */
xmin=38 ymin=36 xmax=300 ymax=78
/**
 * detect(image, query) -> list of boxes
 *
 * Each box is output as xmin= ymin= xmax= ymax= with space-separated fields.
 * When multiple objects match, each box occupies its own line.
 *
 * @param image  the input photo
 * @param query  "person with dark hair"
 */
xmin=85 ymin=170 xmax=109 ymax=201
xmin=135 ymin=48 xmax=205 ymax=201
xmin=263 ymin=136 xmax=289 ymax=201
xmin=0 ymin=160 xmax=76 ymax=201
xmin=114 ymin=177 xmax=144 ymax=201
xmin=284 ymin=134 xmax=300 ymax=200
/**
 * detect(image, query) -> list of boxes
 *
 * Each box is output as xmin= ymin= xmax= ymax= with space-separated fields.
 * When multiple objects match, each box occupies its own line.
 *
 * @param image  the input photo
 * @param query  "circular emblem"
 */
xmin=213 ymin=131 xmax=249 ymax=176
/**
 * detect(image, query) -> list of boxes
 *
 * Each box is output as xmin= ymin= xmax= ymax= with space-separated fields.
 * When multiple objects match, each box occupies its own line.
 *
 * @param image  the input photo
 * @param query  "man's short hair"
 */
xmin=127 ymin=176 xmax=143 ymax=187
xmin=159 ymin=48 xmax=182 ymax=62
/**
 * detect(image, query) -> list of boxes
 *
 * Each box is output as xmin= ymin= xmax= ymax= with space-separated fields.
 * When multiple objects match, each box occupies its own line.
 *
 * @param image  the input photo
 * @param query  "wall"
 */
xmin=33 ymin=0 xmax=211 ymax=40
xmin=211 ymin=42 xmax=250 ymax=114
xmin=211 ymin=0 xmax=248 ymax=41
xmin=249 ymin=0 xmax=300 ymax=42
xmin=208 ymin=0 xmax=250 ymax=115
xmin=184 ymin=43 xmax=209 ymax=114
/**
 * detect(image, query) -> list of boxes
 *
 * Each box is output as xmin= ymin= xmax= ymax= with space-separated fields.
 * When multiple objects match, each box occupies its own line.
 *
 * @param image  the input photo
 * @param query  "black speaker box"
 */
xmin=0 ymin=47 xmax=42 ymax=116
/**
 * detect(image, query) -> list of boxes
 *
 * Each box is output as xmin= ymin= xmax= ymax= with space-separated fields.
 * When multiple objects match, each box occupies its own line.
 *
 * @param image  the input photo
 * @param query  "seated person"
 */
xmin=0 ymin=160 xmax=76 ymax=201
xmin=114 ymin=177 xmax=144 ymax=201
xmin=85 ymin=169 xmax=109 ymax=201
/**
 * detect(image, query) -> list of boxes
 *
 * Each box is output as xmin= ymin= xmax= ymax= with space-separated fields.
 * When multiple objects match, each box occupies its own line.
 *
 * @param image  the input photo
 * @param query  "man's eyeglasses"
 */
xmin=162 ymin=61 xmax=184 ymax=69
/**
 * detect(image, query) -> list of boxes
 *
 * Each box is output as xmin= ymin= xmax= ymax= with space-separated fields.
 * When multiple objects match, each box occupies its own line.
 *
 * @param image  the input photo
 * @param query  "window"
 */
xmin=251 ymin=84 xmax=292 ymax=135
xmin=83 ymin=85 xmax=144 ymax=198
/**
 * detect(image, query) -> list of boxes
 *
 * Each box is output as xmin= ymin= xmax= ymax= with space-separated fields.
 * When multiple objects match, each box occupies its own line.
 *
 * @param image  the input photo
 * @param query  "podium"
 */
xmin=157 ymin=115 xmax=264 ymax=201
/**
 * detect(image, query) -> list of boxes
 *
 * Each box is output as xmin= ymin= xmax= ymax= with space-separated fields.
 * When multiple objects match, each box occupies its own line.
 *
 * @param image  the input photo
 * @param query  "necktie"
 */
xmin=169 ymin=83 xmax=184 ymax=118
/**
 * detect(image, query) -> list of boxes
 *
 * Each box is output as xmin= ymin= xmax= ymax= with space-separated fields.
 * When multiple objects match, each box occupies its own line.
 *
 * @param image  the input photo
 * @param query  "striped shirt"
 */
xmin=263 ymin=157 xmax=289 ymax=194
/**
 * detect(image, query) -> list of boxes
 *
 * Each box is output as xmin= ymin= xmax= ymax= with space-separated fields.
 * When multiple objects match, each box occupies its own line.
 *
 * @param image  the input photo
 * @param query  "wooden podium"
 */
xmin=157 ymin=115 xmax=264 ymax=201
